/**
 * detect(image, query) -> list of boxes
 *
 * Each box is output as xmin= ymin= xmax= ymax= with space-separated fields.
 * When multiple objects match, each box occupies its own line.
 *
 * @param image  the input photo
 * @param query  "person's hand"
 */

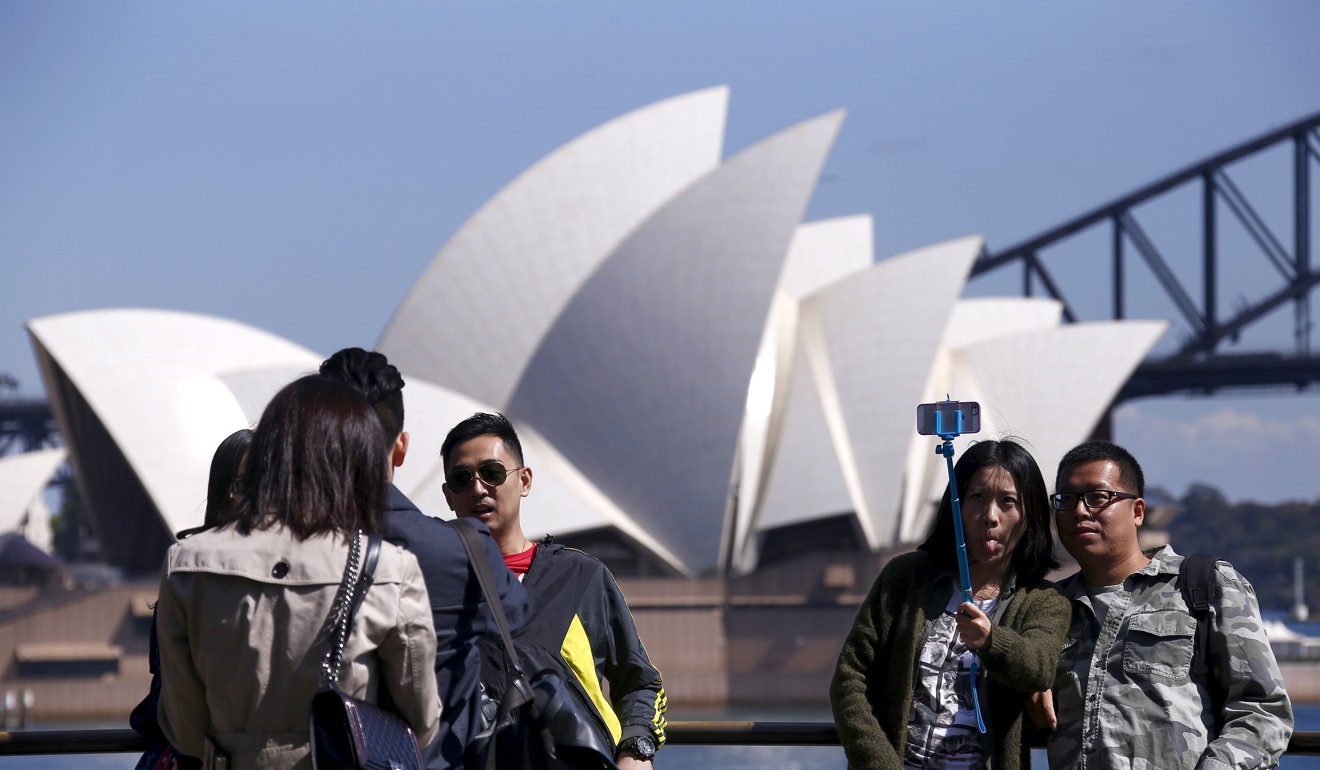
xmin=956 ymin=601 xmax=992 ymax=651
xmin=616 ymin=755 xmax=653 ymax=770
xmin=1027 ymin=689 xmax=1057 ymax=730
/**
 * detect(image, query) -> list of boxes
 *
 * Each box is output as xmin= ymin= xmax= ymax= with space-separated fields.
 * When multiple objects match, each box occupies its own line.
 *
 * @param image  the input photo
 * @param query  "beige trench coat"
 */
xmin=157 ymin=524 xmax=441 ymax=770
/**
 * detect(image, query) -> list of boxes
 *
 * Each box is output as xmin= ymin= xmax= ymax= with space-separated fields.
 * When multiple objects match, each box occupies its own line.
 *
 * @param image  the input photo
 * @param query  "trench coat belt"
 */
xmin=207 ymin=731 xmax=307 ymax=769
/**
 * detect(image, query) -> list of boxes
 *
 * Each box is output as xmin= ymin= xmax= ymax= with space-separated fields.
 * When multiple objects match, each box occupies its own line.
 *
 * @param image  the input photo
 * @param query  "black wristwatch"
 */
xmin=617 ymin=734 xmax=657 ymax=761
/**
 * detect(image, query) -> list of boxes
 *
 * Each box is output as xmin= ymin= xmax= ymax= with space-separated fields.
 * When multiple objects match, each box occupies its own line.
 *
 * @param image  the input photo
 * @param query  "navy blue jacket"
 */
xmin=384 ymin=486 xmax=528 ymax=770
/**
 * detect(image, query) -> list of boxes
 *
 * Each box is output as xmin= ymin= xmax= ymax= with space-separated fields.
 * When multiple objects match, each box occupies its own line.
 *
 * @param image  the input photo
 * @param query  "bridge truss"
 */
xmin=970 ymin=110 xmax=1320 ymax=402
xmin=0 ymin=374 xmax=60 ymax=456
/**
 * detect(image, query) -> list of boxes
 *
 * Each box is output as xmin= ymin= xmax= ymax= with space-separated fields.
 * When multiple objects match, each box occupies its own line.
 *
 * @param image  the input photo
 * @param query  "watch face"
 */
xmin=634 ymin=735 xmax=656 ymax=759
xmin=619 ymin=734 xmax=657 ymax=760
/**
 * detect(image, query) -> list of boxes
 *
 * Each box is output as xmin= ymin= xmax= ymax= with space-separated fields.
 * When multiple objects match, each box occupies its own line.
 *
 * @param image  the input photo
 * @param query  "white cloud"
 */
xmin=1115 ymin=401 xmax=1320 ymax=504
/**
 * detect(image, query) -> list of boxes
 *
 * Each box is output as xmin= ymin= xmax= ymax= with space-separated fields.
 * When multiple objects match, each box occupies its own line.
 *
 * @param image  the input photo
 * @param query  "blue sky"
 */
xmin=3 ymin=1 xmax=1318 ymax=503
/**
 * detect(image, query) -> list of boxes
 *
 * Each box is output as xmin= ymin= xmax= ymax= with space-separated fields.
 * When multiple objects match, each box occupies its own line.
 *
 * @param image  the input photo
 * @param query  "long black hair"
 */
xmin=918 ymin=438 xmax=1058 ymax=586
xmin=233 ymin=375 xmax=389 ymax=539
xmin=203 ymin=428 xmax=253 ymax=528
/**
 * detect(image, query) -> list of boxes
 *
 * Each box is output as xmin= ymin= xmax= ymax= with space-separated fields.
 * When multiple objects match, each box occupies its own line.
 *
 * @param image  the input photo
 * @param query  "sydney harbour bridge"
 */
xmin=971 ymin=109 xmax=1320 ymax=404
xmin=4 ymin=109 xmax=1320 ymax=459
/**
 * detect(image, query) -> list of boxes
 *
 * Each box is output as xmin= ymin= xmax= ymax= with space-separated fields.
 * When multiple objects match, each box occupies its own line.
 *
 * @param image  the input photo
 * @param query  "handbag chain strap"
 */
xmin=320 ymin=529 xmax=364 ymax=690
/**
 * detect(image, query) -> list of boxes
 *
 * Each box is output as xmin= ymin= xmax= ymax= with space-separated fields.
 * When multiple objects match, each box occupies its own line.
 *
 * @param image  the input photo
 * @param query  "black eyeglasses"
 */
xmin=445 ymin=460 xmax=524 ymax=494
xmin=1050 ymin=489 xmax=1138 ymax=511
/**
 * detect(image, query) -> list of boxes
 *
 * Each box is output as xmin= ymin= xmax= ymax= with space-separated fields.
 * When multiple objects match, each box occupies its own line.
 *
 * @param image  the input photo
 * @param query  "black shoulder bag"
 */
xmin=310 ymin=532 xmax=426 ymax=770
xmin=452 ymin=519 xmax=618 ymax=770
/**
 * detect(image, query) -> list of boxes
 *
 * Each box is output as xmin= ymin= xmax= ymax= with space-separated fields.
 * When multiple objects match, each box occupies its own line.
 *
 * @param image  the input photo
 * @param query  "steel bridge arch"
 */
xmin=970 ymin=110 xmax=1320 ymax=402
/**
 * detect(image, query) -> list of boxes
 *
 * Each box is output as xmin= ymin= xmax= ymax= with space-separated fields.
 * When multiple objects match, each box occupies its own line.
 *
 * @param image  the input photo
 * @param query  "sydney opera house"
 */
xmin=16 ymin=87 xmax=1166 ymax=580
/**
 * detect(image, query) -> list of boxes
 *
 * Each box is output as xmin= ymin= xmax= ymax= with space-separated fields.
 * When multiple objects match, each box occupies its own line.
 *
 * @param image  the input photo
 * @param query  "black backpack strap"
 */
xmin=453 ymin=520 xmax=541 ymax=770
xmin=451 ymin=519 xmax=522 ymax=673
xmin=1179 ymin=553 xmax=1226 ymax=733
xmin=1179 ymin=553 xmax=1221 ymax=678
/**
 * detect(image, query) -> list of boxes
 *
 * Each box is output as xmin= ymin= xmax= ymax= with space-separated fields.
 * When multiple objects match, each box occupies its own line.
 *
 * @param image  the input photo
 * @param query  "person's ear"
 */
xmin=1132 ymin=496 xmax=1145 ymax=527
xmin=392 ymin=431 xmax=410 ymax=468
xmin=519 ymin=466 xmax=533 ymax=498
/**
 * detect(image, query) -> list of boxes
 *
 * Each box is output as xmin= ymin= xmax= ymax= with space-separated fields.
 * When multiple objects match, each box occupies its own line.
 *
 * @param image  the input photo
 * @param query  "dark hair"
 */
xmin=441 ymin=412 xmax=524 ymax=468
xmin=319 ymin=347 xmax=405 ymax=447
xmin=233 ymin=375 xmax=389 ymax=539
xmin=204 ymin=428 xmax=253 ymax=528
xmin=1056 ymin=440 xmax=1145 ymax=497
xmin=919 ymin=439 xmax=1058 ymax=586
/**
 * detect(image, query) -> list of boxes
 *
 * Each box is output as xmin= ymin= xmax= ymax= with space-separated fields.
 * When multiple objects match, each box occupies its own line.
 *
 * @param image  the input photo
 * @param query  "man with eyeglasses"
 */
xmin=1034 ymin=440 xmax=1291 ymax=770
xmin=319 ymin=349 xmax=528 ymax=770
xmin=440 ymin=412 xmax=667 ymax=768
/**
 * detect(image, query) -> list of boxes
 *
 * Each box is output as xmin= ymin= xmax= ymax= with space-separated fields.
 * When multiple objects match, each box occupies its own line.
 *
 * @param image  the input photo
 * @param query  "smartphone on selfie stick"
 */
xmin=916 ymin=398 xmax=986 ymax=732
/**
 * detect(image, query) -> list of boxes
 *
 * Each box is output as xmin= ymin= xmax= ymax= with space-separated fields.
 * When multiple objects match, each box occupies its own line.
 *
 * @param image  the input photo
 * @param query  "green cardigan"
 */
xmin=830 ymin=551 xmax=1069 ymax=770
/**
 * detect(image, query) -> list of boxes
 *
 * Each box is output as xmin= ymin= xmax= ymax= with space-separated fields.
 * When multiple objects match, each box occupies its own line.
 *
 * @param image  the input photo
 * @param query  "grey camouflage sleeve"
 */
xmin=1199 ymin=564 xmax=1293 ymax=770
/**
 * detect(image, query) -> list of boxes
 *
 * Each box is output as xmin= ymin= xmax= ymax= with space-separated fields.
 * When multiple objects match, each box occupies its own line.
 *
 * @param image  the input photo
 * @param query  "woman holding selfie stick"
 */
xmin=830 ymin=439 xmax=1069 ymax=770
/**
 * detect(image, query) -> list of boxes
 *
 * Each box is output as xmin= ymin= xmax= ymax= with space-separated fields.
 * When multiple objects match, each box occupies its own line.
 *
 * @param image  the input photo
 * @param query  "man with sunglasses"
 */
xmin=1035 ymin=440 xmax=1291 ymax=769
xmin=319 ymin=349 xmax=528 ymax=770
xmin=441 ymin=412 xmax=667 ymax=768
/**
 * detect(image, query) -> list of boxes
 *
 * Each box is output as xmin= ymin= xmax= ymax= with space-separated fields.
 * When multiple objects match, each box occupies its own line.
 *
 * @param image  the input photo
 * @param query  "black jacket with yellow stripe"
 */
xmin=479 ymin=537 xmax=667 ymax=757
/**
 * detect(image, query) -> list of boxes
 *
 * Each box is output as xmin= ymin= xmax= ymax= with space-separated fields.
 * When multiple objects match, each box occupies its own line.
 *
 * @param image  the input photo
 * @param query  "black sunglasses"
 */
xmin=446 ymin=460 xmax=523 ymax=493
xmin=1050 ymin=489 xmax=1138 ymax=511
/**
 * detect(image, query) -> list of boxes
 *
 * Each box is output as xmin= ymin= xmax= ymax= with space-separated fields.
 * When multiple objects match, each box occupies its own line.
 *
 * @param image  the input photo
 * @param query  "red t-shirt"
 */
xmin=503 ymin=542 xmax=537 ymax=577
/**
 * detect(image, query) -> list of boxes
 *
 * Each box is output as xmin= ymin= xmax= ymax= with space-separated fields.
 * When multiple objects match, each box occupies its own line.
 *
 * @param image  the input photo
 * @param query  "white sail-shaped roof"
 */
xmin=749 ymin=313 xmax=855 ymax=531
xmin=513 ymin=426 xmax=687 ymax=574
xmin=0 ymin=447 xmax=66 ymax=552
xmin=508 ymin=110 xmax=845 ymax=573
xmin=22 ymin=90 xmax=1179 ymax=578
xmin=730 ymin=292 xmax=804 ymax=571
xmin=28 ymin=310 xmax=321 ymax=558
xmin=219 ymin=364 xmax=320 ymax=424
xmin=756 ymin=236 xmax=983 ymax=549
xmin=942 ymin=297 xmax=1064 ymax=350
xmin=779 ymin=215 xmax=874 ymax=299
xmin=952 ymin=320 xmax=1170 ymax=468
xmin=380 ymin=87 xmax=730 ymax=408
xmin=379 ymin=380 xmax=687 ymax=569
xmin=729 ymin=216 xmax=876 ymax=571
xmin=897 ymin=297 xmax=1066 ymax=541
xmin=900 ymin=316 xmax=1169 ymax=541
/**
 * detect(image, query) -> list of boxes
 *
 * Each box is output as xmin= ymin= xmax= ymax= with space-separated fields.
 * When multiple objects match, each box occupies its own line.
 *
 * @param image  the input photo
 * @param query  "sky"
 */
xmin=2 ymin=1 xmax=1319 ymax=504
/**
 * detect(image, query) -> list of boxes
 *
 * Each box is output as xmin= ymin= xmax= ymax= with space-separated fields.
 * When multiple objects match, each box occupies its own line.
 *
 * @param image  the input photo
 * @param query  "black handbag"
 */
xmin=309 ymin=532 xmax=425 ymax=770
xmin=452 ymin=519 xmax=618 ymax=770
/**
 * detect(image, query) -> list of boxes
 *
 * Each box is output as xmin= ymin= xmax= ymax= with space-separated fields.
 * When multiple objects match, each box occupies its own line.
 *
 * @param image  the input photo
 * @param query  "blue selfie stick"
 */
xmin=932 ymin=403 xmax=987 ymax=734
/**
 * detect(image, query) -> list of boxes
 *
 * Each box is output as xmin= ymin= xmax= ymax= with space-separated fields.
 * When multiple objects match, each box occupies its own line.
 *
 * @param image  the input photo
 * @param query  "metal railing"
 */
xmin=1 ymin=724 xmax=1319 ymax=755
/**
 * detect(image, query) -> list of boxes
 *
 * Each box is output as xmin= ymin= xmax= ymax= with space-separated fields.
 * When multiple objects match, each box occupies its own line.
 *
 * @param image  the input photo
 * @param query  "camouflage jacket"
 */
xmin=1047 ymin=546 xmax=1293 ymax=770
